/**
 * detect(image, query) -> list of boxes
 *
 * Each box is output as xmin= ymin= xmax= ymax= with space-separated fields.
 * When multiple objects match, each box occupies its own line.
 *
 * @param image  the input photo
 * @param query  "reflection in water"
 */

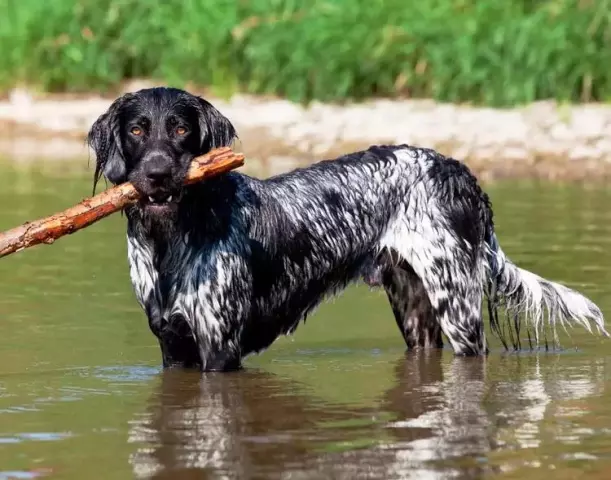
xmin=379 ymin=352 xmax=493 ymax=479
xmin=127 ymin=352 xmax=607 ymax=479
xmin=1 ymin=169 xmax=610 ymax=479
xmin=128 ymin=369 xmax=342 ymax=479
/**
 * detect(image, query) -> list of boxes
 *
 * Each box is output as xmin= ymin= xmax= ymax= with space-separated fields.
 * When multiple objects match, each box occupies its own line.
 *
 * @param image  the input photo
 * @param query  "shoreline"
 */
xmin=1 ymin=83 xmax=611 ymax=182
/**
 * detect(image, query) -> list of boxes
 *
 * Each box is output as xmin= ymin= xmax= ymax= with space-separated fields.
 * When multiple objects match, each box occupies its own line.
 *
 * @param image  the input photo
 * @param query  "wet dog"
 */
xmin=88 ymin=87 xmax=607 ymax=371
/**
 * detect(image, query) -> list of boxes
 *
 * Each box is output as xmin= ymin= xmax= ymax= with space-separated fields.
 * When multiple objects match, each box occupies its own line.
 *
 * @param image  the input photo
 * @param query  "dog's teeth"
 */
xmin=148 ymin=196 xmax=155 ymax=202
xmin=167 ymin=195 xmax=173 ymax=202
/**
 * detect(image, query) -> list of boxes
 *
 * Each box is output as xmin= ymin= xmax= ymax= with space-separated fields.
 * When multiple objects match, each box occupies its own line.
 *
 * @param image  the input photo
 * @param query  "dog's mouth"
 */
xmin=140 ymin=191 xmax=182 ymax=212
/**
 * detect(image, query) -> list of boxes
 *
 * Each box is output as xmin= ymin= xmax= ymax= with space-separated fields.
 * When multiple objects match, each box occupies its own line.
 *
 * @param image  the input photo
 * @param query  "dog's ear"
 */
xmin=88 ymin=94 xmax=132 ymax=192
xmin=195 ymin=97 xmax=238 ymax=153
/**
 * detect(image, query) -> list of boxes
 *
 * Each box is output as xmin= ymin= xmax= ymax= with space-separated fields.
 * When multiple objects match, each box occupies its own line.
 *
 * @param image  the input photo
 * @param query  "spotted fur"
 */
xmin=88 ymin=88 xmax=608 ymax=371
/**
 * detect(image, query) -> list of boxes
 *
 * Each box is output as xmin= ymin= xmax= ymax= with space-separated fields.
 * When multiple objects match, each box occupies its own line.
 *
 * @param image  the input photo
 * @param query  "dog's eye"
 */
xmin=130 ymin=126 xmax=143 ymax=136
xmin=176 ymin=126 xmax=188 ymax=136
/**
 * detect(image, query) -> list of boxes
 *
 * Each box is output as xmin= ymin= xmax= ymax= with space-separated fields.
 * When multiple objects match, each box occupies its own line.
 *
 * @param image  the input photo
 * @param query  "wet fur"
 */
xmin=88 ymin=87 xmax=608 ymax=371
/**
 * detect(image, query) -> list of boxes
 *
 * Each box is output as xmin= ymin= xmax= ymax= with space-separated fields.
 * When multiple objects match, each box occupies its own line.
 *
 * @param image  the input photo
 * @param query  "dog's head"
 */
xmin=88 ymin=87 xmax=237 ymax=217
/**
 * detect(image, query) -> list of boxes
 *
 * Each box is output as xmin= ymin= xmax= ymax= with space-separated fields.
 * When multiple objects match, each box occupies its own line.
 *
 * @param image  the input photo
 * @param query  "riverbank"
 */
xmin=2 ymin=83 xmax=611 ymax=182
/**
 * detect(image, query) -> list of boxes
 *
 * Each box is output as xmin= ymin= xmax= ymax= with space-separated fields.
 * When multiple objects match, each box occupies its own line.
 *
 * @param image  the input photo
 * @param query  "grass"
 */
xmin=0 ymin=0 xmax=610 ymax=106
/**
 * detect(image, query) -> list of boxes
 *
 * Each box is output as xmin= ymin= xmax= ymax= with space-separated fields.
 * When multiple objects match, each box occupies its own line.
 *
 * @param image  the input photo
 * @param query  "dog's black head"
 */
xmin=88 ymin=87 xmax=237 ymax=218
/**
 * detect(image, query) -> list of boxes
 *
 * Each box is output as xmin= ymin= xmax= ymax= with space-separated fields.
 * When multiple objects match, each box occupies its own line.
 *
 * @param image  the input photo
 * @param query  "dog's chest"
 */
xmin=126 ymin=233 xmax=192 ymax=312
xmin=126 ymin=231 xmax=248 ymax=322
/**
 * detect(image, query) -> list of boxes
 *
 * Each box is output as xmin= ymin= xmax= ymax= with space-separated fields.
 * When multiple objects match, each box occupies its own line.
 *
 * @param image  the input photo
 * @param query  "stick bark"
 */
xmin=0 ymin=147 xmax=245 ymax=259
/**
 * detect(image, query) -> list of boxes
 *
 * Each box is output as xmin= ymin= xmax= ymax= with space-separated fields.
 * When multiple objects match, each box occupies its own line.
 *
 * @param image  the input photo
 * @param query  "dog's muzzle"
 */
xmin=137 ymin=153 xmax=183 ymax=212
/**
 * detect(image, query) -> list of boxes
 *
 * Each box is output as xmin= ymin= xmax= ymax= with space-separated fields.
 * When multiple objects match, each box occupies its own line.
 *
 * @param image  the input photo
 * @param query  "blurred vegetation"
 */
xmin=0 ymin=0 xmax=610 ymax=106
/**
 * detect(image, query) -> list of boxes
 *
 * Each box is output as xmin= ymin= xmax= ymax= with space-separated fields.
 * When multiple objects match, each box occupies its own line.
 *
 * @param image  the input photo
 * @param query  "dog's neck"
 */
xmin=126 ymin=173 xmax=243 ymax=254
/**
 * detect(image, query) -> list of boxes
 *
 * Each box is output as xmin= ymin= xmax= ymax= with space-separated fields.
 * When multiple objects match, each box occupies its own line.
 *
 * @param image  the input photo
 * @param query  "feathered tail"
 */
xmin=484 ymin=232 xmax=608 ymax=350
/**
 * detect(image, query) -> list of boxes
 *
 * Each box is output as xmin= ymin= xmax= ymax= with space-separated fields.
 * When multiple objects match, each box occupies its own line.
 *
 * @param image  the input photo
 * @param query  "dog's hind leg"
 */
xmin=380 ymin=258 xmax=443 ymax=350
xmin=383 ymin=231 xmax=487 ymax=356
xmin=415 ymin=250 xmax=486 ymax=355
xmin=427 ymin=262 xmax=486 ymax=356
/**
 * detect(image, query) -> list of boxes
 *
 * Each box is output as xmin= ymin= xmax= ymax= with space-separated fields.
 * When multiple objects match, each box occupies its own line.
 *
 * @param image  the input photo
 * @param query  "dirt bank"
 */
xmin=1 ymin=83 xmax=610 ymax=181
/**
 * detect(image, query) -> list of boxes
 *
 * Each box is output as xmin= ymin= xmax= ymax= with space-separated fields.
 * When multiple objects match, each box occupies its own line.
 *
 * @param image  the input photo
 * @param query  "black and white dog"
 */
xmin=88 ymin=87 xmax=607 ymax=371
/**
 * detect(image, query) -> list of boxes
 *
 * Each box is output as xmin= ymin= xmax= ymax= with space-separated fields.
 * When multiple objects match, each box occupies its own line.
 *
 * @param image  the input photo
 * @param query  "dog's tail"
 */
xmin=484 ymin=231 xmax=607 ymax=349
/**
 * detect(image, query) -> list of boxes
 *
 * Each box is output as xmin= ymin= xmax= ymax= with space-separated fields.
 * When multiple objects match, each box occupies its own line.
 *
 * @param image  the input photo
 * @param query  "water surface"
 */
xmin=0 ymin=161 xmax=610 ymax=479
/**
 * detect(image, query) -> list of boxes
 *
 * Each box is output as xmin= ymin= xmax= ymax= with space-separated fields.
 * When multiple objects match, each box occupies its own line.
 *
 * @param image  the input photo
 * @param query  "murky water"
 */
xmin=0 ymin=160 xmax=610 ymax=480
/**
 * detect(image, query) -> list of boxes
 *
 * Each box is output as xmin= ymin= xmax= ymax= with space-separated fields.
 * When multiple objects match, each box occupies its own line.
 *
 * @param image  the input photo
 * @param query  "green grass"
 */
xmin=1 ymin=0 xmax=611 ymax=106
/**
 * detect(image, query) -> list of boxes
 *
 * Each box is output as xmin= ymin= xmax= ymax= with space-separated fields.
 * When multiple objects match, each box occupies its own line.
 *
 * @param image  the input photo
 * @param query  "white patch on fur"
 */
xmin=127 ymin=233 xmax=159 ymax=311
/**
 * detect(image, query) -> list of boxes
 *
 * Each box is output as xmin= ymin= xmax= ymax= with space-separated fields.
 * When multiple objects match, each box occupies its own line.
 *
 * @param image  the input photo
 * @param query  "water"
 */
xmin=0 ymin=160 xmax=610 ymax=479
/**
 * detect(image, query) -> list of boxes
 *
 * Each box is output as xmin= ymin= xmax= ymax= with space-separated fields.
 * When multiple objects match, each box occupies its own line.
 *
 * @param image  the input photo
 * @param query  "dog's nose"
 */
xmin=145 ymin=159 xmax=172 ymax=183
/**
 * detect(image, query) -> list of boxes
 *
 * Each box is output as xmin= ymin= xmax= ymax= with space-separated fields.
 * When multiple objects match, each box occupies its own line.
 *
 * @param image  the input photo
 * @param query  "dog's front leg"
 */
xmin=188 ymin=254 xmax=251 ymax=372
xmin=190 ymin=301 xmax=245 ymax=372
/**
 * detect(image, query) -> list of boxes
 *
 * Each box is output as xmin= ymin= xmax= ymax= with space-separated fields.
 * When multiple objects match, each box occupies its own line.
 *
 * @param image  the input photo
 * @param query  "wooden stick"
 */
xmin=0 ymin=147 xmax=245 ymax=259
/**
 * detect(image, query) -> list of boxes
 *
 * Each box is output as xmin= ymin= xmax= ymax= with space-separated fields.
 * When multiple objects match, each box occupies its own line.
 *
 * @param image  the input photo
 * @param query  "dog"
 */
xmin=88 ymin=87 xmax=607 ymax=371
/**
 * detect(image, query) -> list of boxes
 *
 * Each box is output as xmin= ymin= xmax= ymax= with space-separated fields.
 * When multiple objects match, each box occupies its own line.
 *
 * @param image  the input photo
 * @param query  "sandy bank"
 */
xmin=1 ymin=83 xmax=610 ymax=181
